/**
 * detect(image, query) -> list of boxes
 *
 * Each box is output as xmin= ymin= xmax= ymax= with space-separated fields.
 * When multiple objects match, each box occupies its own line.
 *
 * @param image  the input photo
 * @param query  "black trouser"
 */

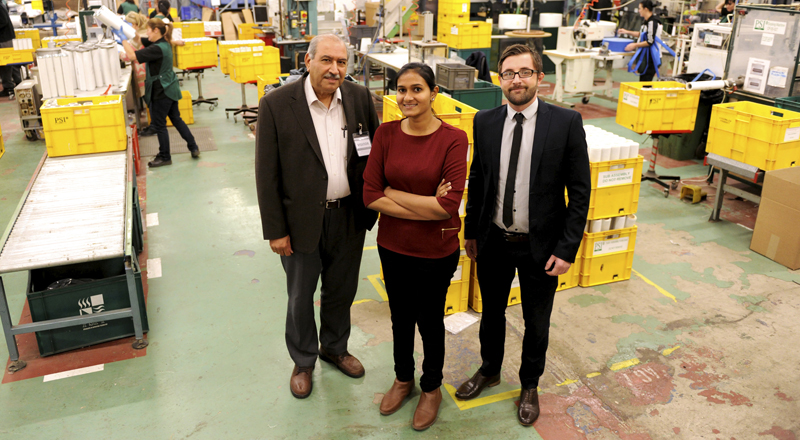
xmin=0 ymin=40 xmax=21 ymax=92
xmin=378 ymin=245 xmax=460 ymax=392
xmin=639 ymin=70 xmax=656 ymax=82
xmin=280 ymin=203 xmax=366 ymax=367
xmin=149 ymin=97 xmax=198 ymax=160
xmin=475 ymin=225 xmax=559 ymax=390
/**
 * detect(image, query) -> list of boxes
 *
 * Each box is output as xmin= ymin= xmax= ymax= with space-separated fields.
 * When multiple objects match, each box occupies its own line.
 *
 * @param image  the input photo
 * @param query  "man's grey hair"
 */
xmin=307 ymin=34 xmax=348 ymax=60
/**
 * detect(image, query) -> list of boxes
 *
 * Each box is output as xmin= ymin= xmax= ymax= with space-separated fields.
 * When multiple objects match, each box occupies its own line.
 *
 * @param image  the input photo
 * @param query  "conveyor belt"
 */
xmin=0 ymin=151 xmax=128 ymax=273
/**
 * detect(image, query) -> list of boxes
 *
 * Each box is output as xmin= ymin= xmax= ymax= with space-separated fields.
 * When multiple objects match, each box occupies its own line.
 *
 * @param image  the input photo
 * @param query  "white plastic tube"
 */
xmin=685 ymin=80 xmax=727 ymax=91
xmin=81 ymin=50 xmax=97 ymax=90
xmin=53 ymin=55 xmax=67 ymax=97
xmin=625 ymin=214 xmax=637 ymax=228
xmin=73 ymin=49 xmax=86 ymax=91
xmin=59 ymin=55 xmax=75 ymax=96
xmin=91 ymin=47 xmax=105 ymax=87
xmin=98 ymin=46 xmax=113 ymax=86
xmin=38 ymin=56 xmax=54 ymax=99
xmin=611 ymin=216 xmax=626 ymax=230
xmin=94 ymin=6 xmax=137 ymax=39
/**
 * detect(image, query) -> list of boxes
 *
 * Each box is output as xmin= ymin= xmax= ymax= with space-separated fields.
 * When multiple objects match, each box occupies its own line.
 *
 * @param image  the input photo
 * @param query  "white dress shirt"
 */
xmin=493 ymin=99 xmax=538 ymax=233
xmin=304 ymin=77 xmax=350 ymax=200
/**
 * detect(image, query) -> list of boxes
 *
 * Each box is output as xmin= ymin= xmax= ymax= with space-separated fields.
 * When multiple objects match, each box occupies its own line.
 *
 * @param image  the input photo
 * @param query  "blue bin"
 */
xmin=602 ymin=37 xmax=632 ymax=52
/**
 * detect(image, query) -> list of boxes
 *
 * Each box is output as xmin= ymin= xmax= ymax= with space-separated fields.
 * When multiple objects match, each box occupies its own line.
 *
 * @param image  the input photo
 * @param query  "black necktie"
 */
xmin=503 ymin=113 xmax=525 ymax=228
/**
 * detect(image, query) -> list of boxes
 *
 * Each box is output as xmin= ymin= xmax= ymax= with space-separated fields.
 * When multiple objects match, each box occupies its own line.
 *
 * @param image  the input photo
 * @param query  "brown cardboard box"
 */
xmin=750 ymin=166 xmax=800 ymax=270
xmin=242 ymin=8 xmax=254 ymax=24
xmin=221 ymin=11 xmax=240 ymax=40
xmin=365 ymin=1 xmax=379 ymax=27
xmin=202 ymin=7 xmax=215 ymax=21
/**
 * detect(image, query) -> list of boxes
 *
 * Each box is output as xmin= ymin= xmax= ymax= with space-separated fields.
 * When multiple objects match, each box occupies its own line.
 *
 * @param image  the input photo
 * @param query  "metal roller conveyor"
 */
xmin=0 ymin=152 xmax=127 ymax=273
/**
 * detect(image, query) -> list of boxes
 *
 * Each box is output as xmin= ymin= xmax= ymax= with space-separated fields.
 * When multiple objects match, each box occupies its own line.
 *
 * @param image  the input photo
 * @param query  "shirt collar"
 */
xmin=506 ymin=97 xmax=539 ymax=122
xmin=304 ymin=76 xmax=342 ymax=108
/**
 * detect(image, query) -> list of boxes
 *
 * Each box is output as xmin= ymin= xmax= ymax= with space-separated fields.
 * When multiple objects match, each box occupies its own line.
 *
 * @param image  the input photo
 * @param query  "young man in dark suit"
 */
xmin=255 ymin=34 xmax=379 ymax=399
xmin=457 ymin=44 xmax=591 ymax=425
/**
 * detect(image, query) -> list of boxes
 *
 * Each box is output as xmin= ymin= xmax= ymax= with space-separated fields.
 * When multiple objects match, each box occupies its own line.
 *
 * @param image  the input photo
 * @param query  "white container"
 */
xmin=609 ymin=144 xmax=621 ymax=161
xmin=600 ymin=218 xmax=612 ymax=232
xmin=498 ymin=14 xmax=528 ymax=30
xmin=588 ymin=146 xmax=602 ymax=162
xmin=539 ymin=13 xmax=562 ymax=28
xmin=590 ymin=220 xmax=603 ymax=233
xmin=628 ymin=143 xmax=639 ymax=159
xmin=611 ymin=216 xmax=626 ymax=230
xmin=600 ymin=146 xmax=611 ymax=162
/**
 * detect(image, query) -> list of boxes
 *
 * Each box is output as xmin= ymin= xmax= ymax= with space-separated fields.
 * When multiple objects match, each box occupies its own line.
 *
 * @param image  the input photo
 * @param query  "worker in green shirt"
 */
xmin=117 ymin=0 xmax=140 ymax=15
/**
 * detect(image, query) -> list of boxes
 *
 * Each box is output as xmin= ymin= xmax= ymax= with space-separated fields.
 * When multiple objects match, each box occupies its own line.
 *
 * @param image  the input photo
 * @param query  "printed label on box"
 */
xmin=761 ymin=33 xmax=775 ymax=46
xmin=784 ymin=126 xmax=800 ymax=142
xmin=753 ymin=19 xmax=786 ymax=35
xmin=597 ymin=168 xmax=634 ymax=188
xmin=592 ymin=237 xmax=630 ymax=256
xmin=622 ymin=91 xmax=639 ymax=108
xmin=451 ymin=264 xmax=463 ymax=281
xmin=768 ymin=67 xmax=788 ymax=89
xmin=451 ymin=26 xmax=458 ymax=35
xmin=462 ymin=3 xmax=468 ymax=12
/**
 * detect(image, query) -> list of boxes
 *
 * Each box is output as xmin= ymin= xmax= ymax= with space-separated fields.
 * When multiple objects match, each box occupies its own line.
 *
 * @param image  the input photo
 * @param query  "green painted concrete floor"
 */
xmin=0 ymin=67 xmax=799 ymax=439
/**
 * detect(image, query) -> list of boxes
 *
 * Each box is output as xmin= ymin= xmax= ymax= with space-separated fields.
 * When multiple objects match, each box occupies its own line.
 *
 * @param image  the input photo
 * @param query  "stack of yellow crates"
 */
xmin=437 ymin=0 xmax=491 ymax=50
xmin=147 ymin=90 xmax=194 ymax=126
xmin=174 ymin=37 xmax=218 ymax=70
xmin=40 ymin=95 xmax=126 ymax=157
xmin=219 ymin=40 xmax=266 ymax=75
xmin=229 ymin=46 xmax=281 ymax=84
xmin=706 ymin=101 xmax=800 ymax=171
xmin=15 ymin=29 xmax=41 ymax=49
xmin=237 ymin=23 xmax=258 ymax=40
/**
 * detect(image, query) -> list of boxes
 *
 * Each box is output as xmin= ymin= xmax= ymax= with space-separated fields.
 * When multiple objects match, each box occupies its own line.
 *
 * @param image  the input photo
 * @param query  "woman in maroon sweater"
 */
xmin=363 ymin=63 xmax=468 ymax=430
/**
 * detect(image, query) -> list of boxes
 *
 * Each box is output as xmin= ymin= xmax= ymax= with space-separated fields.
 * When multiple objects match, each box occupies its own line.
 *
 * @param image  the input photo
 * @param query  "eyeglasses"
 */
xmin=500 ymin=69 xmax=539 ymax=81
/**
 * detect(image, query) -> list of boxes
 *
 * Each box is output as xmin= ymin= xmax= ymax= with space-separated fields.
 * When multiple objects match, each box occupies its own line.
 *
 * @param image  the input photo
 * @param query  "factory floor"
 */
xmin=0 ymin=66 xmax=798 ymax=440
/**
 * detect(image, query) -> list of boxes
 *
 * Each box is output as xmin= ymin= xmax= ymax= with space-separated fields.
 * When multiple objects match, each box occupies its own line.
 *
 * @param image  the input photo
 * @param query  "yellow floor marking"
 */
xmin=363 ymin=245 xmax=378 ymax=250
xmin=367 ymin=274 xmax=388 ymax=302
xmin=586 ymin=372 xmax=601 ymax=378
xmin=556 ymin=378 xmax=579 ymax=387
xmin=662 ymin=345 xmax=681 ymax=356
xmin=632 ymin=269 xmax=677 ymax=303
xmin=610 ymin=358 xmax=641 ymax=371
xmin=443 ymin=383 xmax=522 ymax=411
xmin=352 ymin=299 xmax=373 ymax=305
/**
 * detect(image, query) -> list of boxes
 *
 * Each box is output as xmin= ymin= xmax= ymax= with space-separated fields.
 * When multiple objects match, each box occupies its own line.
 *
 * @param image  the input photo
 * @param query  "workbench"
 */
xmin=705 ymin=153 xmax=764 ymax=222
xmin=361 ymin=48 xmax=409 ymax=96
xmin=0 ymin=143 xmax=147 ymax=372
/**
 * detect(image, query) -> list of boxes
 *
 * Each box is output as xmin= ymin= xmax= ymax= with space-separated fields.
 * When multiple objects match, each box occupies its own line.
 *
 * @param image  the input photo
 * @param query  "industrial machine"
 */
xmin=14 ymin=80 xmax=44 ymax=141
xmin=556 ymin=20 xmax=616 ymax=52
xmin=687 ymin=23 xmax=732 ymax=79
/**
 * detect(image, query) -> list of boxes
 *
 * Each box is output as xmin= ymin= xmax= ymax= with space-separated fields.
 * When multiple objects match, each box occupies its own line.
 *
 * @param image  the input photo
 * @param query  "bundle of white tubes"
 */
xmin=587 ymin=214 xmax=637 ymax=234
xmin=12 ymin=38 xmax=34 ymax=50
xmin=583 ymin=125 xmax=641 ymax=162
xmin=35 ymin=41 xmax=122 ymax=98
xmin=93 ymin=5 xmax=136 ymax=39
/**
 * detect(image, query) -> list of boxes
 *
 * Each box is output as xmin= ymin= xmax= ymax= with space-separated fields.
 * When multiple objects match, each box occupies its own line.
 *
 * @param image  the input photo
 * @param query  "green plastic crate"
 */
xmin=27 ymin=257 xmax=148 ymax=357
xmin=448 ymin=47 xmax=490 ymax=63
xmin=775 ymin=96 xmax=800 ymax=113
xmin=439 ymin=80 xmax=503 ymax=110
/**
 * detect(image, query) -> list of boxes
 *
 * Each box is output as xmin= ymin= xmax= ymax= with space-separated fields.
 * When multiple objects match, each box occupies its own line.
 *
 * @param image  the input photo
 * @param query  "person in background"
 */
xmin=149 ymin=0 xmax=174 ymax=22
xmin=254 ymin=34 xmax=380 ymax=401
xmin=121 ymin=12 xmax=150 ymax=134
xmin=716 ymin=0 xmax=735 ymax=23
xmin=0 ymin=0 xmax=20 ymax=98
xmin=362 ymin=63 xmax=468 ymax=431
xmin=117 ymin=0 xmax=139 ymax=15
xmin=118 ymin=18 xmax=199 ymax=167
xmin=618 ymin=0 xmax=663 ymax=82
xmin=456 ymin=44 xmax=590 ymax=427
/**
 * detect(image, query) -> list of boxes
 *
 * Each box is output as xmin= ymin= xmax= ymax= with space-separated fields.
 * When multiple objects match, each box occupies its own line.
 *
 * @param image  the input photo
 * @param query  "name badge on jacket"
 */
xmin=354 ymin=133 xmax=371 ymax=157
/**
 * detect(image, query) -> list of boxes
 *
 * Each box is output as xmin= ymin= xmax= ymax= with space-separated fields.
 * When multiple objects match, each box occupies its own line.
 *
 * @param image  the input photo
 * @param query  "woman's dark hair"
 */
xmin=157 ymin=0 xmax=170 ymax=16
xmin=147 ymin=17 xmax=173 ymax=43
xmin=396 ymin=62 xmax=437 ymax=92
xmin=639 ymin=0 xmax=655 ymax=11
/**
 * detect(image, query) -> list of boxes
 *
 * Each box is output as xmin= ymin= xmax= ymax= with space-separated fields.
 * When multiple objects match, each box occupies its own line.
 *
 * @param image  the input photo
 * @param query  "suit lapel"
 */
xmin=341 ymin=83 xmax=357 ymax=162
xmin=490 ymin=105 xmax=507 ymax=185
xmin=290 ymin=76 xmax=325 ymax=166
xmin=529 ymin=98 xmax=550 ymax=190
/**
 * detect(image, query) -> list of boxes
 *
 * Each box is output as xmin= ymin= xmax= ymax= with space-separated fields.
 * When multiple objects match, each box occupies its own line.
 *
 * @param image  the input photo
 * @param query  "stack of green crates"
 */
xmin=439 ymin=80 xmax=503 ymax=110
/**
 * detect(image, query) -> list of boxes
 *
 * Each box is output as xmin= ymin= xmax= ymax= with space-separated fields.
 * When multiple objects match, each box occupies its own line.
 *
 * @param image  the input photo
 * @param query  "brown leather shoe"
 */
xmin=517 ymin=387 xmax=540 ymax=426
xmin=380 ymin=379 xmax=415 ymax=415
xmin=290 ymin=365 xmax=314 ymax=399
xmin=455 ymin=370 xmax=501 ymax=400
xmin=412 ymin=388 xmax=442 ymax=431
xmin=319 ymin=347 xmax=365 ymax=378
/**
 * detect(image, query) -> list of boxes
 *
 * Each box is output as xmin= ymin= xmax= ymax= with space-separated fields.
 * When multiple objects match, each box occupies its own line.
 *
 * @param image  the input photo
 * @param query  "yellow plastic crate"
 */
xmin=587 ymin=155 xmax=644 ymax=220
xmin=579 ymin=226 xmax=637 ymax=287
xmin=238 ymin=23 xmax=257 ymax=40
xmin=707 ymin=101 xmax=800 ymax=170
xmin=438 ymin=12 xmax=469 ymax=22
xmin=174 ymin=38 xmax=218 ymax=70
xmin=177 ymin=21 xmax=205 ymax=39
xmin=31 ymin=0 xmax=43 ymax=10
xmin=0 ymin=48 xmax=33 ymax=66
xmin=490 ymin=71 xmax=500 ymax=86
xmin=445 ymin=252 xmax=472 ymax=315
xmin=469 ymin=263 xmax=522 ymax=313
xmin=438 ymin=21 xmax=492 ymax=49
xmin=40 ymin=96 xmax=126 ymax=157
xmin=41 ymin=36 xmax=82 ymax=47
xmin=15 ymin=29 xmax=41 ymax=49
xmin=0 ymin=124 xmax=4 ymax=160
xmin=147 ymin=90 xmax=193 ymax=126
xmin=615 ymin=81 xmax=700 ymax=134
xmin=438 ymin=0 xmax=471 ymax=16
xmin=230 ymin=46 xmax=281 ymax=84
xmin=383 ymin=94 xmax=477 ymax=143
xmin=257 ymin=74 xmax=286 ymax=101
xmin=220 ymin=40 xmax=265 ymax=75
